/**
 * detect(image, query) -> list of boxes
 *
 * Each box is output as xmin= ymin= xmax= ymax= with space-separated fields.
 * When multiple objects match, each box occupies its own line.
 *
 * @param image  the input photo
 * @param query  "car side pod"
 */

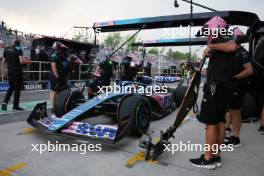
xmin=139 ymin=57 xmax=207 ymax=160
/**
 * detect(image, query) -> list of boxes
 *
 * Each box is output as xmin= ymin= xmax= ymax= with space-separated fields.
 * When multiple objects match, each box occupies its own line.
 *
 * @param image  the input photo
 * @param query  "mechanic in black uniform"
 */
xmin=99 ymin=56 xmax=113 ymax=86
xmin=87 ymin=65 xmax=103 ymax=98
xmin=189 ymin=16 xmax=236 ymax=169
xmin=209 ymin=27 xmax=254 ymax=146
xmin=121 ymin=56 xmax=134 ymax=81
xmin=1 ymin=39 xmax=31 ymax=111
xmin=86 ymin=56 xmax=113 ymax=98
xmin=49 ymin=41 xmax=82 ymax=113
xmin=144 ymin=60 xmax=152 ymax=77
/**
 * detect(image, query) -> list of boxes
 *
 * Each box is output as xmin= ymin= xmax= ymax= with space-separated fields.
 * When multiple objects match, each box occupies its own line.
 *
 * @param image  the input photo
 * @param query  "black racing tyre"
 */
xmin=174 ymin=85 xmax=188 ymax=107
xmin=119 ymin=95 xmax=152 ymax=136
xmin=241 ymin=93 xmax=256 ymax=120
xmin=54 ymin=88 xmax=85 ymax=117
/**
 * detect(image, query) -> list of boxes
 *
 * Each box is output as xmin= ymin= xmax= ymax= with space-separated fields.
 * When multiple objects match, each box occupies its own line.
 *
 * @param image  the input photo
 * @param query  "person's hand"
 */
xmin=74 ymin=59 xmax=82 ymax=64
xmin=233 ymin=74 xmax=240 ymax=80
xmin=203 ymin=47 xmax=211 ymax=58
xmin=93 ymin=72 xmax=101 ymax=78
xmin=23 ymin=58 xmax=31 ymax=64
xmin=26 ymin=60 xmax=31 ymax=64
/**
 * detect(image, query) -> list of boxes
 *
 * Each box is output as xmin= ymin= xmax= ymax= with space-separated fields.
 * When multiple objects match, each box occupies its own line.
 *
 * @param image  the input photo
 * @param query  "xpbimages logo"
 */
xmin=163 ymin=25 xmax=233 ymax=39
xmin=97 ymin=83 xmax=168 ymax=96
xmin=31 ymin=141 xmax=102 ymax=155
xmin=163 ymin=141 xmax=234 ymax=154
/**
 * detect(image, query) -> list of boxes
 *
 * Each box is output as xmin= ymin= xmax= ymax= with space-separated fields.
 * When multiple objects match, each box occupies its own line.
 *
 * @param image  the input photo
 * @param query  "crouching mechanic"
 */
xmin=208 ymin=27 xmax=253 ymax=146
xmin=189 ymin=16 xmax=236 ymax=169
xmin=49 ymin=41 xmax=82 ymax=113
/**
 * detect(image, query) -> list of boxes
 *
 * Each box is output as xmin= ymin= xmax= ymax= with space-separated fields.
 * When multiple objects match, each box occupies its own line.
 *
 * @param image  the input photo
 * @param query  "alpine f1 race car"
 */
xmin=27 ymin=76 xmax=186 ymax=144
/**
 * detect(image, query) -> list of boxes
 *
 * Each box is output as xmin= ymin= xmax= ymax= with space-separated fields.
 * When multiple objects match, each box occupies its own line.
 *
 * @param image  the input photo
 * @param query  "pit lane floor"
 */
xmin=0 ymin=90 xmax=51 ymax=124
xmin=0 ymin=90 xmax=263 ymax=176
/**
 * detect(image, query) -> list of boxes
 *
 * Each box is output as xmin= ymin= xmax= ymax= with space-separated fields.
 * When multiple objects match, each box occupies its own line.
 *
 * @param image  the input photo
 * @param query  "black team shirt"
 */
xmin=3 ymin=45 xmax=23 ymax=74
xmin=207 ymin=35 xmax=236 ymax=83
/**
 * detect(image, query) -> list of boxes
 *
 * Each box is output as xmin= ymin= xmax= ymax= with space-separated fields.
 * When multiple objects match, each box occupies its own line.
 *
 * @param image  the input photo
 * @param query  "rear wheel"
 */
xmin=119 ymin=95 xmax=152 ymax=136
xmin=54 ymin=88 xmax=85 ymax=117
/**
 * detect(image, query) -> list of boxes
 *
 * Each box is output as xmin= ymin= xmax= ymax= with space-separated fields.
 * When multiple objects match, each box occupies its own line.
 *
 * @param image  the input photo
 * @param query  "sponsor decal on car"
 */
xmin=62 ymin=122 xmax=117 ymax=140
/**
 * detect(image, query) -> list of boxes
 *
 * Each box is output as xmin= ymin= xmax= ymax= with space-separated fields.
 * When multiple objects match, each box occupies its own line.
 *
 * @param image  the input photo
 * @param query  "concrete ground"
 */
xmin=0 ymin=89 xmax=263 ymax=176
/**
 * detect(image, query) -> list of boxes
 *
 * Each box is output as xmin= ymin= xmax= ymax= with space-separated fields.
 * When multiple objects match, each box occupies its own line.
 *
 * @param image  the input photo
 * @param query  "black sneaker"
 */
xmin=13 ymin=107 xmax=25 ymax=111
xmin=225 ymin=136 xmax=241 ymax=147
xmin=258 ymin=126 xmax=264 ymax=135
xmin=225 ymin=136 xmax=231 ymax=142
xmin=212 ymin=156 xmax=222 ymax=167
xmin=2 ymin=103 xmax=7 ymax=111
xmin=189 ymin=154 xmax=216 ymax=170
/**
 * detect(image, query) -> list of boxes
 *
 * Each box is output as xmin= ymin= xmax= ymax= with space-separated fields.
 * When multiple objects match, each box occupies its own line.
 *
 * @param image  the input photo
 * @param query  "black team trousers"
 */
xmin=3 ymin=72 xmax=23 ymax=108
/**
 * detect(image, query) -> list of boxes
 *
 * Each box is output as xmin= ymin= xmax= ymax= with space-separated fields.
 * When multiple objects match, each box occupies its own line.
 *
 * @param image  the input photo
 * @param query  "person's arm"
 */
xmin=209 ymin=41 xmax=239 ymax=53
xmin=51 ymin=62 xmax=59 ymax=78
xmin=50 ymin=54 xmax=59 ymax=78
xmin=19 ymin=56 xmax=31 ymax=64
xmin=203 ymin=47 xmax=211 ymax=58
xmin=17 ymin=48 xmax=31 ymax=64
xmin=233 ymin=63 xmax=254 ymax=79
xmin=70 ymin=54 xmax=82 ymax=64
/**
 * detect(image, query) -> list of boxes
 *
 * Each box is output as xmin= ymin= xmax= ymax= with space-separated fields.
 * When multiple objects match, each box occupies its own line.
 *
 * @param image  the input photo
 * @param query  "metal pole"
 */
xmin=109 ymin=25 xmax=145 ymax=57
xmin=1 ymin=61 xmax=3 ymax=82
xmin=171 ymin=56 xmax=174 ymax=76
xmin=39 ymin=62 xmax=41 ymax=82
xmin=79 ymin=64 xmax=81 ymax=80
xmin=158 ymin=55 xmax=161 ymax=75
xmin=182 ymin=0 xmax=217 ymax=12
xmin=188 ymin=0 xmax=193 ymax=64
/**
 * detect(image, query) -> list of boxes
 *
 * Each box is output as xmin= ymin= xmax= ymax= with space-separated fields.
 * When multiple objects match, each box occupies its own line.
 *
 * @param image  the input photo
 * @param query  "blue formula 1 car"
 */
xmin=27 ymin=76 xmax=186 ymax=143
